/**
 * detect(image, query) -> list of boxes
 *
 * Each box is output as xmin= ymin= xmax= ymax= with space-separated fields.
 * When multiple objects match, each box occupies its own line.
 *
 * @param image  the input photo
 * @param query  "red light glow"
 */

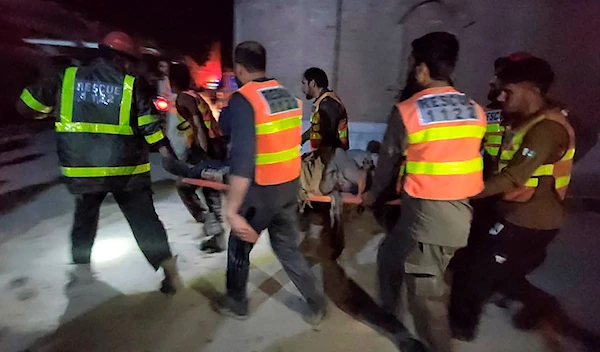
xmin=155 ymin=97 xmax=169 ymax=111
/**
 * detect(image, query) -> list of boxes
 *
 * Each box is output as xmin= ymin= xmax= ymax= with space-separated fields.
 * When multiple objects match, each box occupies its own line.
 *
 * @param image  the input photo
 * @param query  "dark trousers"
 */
xmin=377 ymin=215 xmax=416 ymax=313
xmin=70 ymin=188 xmax=172 ymax=270
xmin=175 ymin=180 xmax=208 ymax=222
xmin=226 ymin=199 xmax=324 ymax=313
xmin=449 ymin=220 xmax=559 ymax=332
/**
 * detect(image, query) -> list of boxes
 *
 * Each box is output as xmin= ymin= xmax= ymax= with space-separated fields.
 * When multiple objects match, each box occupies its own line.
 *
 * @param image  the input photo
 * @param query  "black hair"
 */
xmin=496 ymin=57 xmax=554 ymax=94
xmin=234 ymin=41 xmax=266 ymax=72
xmin=366 ymin=140 xmax=381 ymax=154
xmin=169 ymin=63 xmax=191 ymax=90
xmin=303 ymin=67 xmax=329 ymax=88
xmin=411 ymin=32 xmax=459 ymax=81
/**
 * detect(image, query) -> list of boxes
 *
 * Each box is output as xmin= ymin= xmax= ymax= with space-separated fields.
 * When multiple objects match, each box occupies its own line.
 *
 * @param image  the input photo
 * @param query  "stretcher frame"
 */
xmin=181 ymin=178 xmax=401 ymax=205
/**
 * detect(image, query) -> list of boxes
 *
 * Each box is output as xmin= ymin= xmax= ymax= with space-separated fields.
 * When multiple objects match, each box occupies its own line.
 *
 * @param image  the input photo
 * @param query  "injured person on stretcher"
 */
xmin=161 ymin=141 xmax=382 ymax=206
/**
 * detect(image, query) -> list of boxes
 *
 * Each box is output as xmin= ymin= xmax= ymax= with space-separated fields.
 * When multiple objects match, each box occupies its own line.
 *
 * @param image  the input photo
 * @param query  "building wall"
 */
xmin=234 ymin=0 xmax=600 ymax=132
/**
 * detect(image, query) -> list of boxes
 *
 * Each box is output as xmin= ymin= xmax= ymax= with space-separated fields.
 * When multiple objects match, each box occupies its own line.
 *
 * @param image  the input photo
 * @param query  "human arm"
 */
xmin=476 ymin=120 xmax=569 ymax=198
xmin=16 ymin=72 xmax=59 ymax=119
xmin=223 ymin=93 xmax=259 ymax=242
xmin=362 ymin=107 xmax=406 ymax=205
xmin=133 ymin=79 xmax=176 ymax=159
xmin=318 ymin=97 xmax=342 ymax=147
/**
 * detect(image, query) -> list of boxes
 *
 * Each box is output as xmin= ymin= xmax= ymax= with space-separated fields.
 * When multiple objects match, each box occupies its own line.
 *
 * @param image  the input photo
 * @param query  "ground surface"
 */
xmin=1 ymin=123 xmax=599 ymax=352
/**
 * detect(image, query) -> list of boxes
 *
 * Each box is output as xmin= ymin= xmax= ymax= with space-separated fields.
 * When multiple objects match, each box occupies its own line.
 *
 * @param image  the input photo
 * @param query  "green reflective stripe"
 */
xmin=532 ymin=165 xmax=555 ymax=176
xmin=485 ymin=147 xmax=500 ymax=156
xmin=20 ymin=89 xmax=53 ymax=113
xmin=256 ymin=146 xmax=299 ymax=165
xmin=256 ymin=115 xmax=301 ymax=135
xmin=485 ymin=135 xmax=503 ymax=145
xmin=145 ymin=130 xmax=165 ymax=144
xmin=405 ymin=157 xmax=483 ymax=175
xmin=408 ymin=125 xmax=486 ymax=144
xmin=205 ymin=121 xmax=212 ymax=129
xmin=500 ymin=149 xmax=516 ymax=160
xmin=119 ymin=75 xmax=135 ymax=126
xmin=55 ymin=122 xmax=133 ymax=135
xmin=562 ymin=148 xmax=576 ymax=161
xmin=138 ymin=114 xmax=159 ymax=126
xmin=556 ymin=176 xmax=571 ymax=188
xmin=486 ymin=123 xmax=503 ymax=133
xmin=399 ymin=163 xmax=406 ymax=176
xmin=310 ymin=133 xmax=321 ymax=140
xmin=60 ymin=67 xmax=78 ymax=123
xmin=338 ymin=129 xmax=348 ymax=138
xmin=524 ymin=178 xmax=539 ymax=187
xmin=59 ymin=68 xmax=134 ymax=136
xmin=61 ymin=163 xmax=151 ymax=177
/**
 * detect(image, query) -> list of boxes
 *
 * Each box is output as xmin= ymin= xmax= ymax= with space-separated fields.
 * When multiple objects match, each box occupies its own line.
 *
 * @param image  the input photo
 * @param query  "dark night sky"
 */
xmin=57 ymin=0 xmax=234 ymax=65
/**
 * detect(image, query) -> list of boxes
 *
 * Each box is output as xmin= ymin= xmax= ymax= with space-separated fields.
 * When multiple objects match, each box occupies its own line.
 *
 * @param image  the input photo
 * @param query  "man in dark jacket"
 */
xmin=16 ymin=31 xmax=183 ymax=294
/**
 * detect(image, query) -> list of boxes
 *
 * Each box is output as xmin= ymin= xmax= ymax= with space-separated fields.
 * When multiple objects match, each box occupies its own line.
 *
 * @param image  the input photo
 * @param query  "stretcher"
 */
xmin=181 ymin=178 xmax=401 ymax=205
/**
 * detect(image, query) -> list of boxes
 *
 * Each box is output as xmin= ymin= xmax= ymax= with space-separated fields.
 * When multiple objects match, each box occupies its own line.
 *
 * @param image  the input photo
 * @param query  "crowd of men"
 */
xmin=17 ymin=29 xmax=576 ymax=351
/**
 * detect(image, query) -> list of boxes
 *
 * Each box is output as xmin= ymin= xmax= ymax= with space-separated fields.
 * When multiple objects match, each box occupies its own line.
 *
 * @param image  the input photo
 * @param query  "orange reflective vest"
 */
xmin=498 ymin=109 xmax=575 ymax=202
xmin=183 ymin=90 xmax=221 ymax=139
xmin=237 ymin=80 xmax=302 ymax=186
xmin=310 ymin=91 xmax=349 ymax=150
xmin=397 ymin=86 xmax=487 ymax=200
xmin=483 ymin=109 xmax=504 ymax=157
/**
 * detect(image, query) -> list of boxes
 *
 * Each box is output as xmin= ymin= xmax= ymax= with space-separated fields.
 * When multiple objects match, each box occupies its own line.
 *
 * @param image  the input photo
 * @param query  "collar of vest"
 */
xmin=314 ymin=90 xmax=337 ymax=106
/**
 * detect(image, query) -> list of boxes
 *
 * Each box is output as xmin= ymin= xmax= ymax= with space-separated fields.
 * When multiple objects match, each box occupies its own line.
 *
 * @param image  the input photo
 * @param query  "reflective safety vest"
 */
xmin=498 ymin=109 xmax=575 ymax=202
xmin=310 ymin=91 xmax=349 ymax=150
xmin=237 ymin=80 xmax=302 ymax=185
xmin=397 ymin=86 xmax=487 ymax=200
xmin=182 ymin=90 xmax=221 ymax=139
xmin=484 ymin=109 xmax=504 ymax=157
xmin=56 ymin=67 xmax=162 ymax=179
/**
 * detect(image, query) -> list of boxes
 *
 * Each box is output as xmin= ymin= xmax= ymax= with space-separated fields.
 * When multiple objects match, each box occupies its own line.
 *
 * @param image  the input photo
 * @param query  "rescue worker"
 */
xmin=301 ymin=67 xmax=350 ymax=153
xmin=212 ymin=41 xmax=325 ymax=327
xmin=15 ymin=31 xmax=183 ymax=294
xmin=362 ymin=32 xmax=487 ymax=352
xmin=299 ymin=67 xmax=350 ymax=260
xmin=168 ymin=63 xmax=227 ymax=252
xmin=449 ymin=57 xmax=575 ymax=341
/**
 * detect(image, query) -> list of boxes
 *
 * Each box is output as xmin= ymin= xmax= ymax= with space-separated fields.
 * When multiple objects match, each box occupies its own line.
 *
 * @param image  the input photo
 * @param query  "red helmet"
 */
xmin=494 ymin=51 xmax=534 ymax=72
xmin=101 ymin=31 xmax=138 ymax=57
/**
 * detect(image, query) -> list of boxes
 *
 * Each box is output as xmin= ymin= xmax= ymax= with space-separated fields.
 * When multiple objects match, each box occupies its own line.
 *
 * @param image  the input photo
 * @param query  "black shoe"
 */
xmin=199 ymin=234 xmax=225 ymax=253
xmin=211 ymin=296 xmax=249 ymax=320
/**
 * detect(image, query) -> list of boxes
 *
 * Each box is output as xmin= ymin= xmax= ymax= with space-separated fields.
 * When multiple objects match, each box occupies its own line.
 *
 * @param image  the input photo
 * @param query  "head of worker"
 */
xmin=233 ymin=41 xmax=267 ymax=87
xmin=488 ymin=52 xmax=533 ymax=103
xmin=302 ymin=67 xmax=329 ymax=100
xmin=408 ymin=31 xmax=459 ymax=92
xmin=169 ymin=63 xmax=191 ymax=94
xmin=99 ymin=31 xmax=139 ymax=75
xmin=496 ymin=57 xmax=554 ymax=119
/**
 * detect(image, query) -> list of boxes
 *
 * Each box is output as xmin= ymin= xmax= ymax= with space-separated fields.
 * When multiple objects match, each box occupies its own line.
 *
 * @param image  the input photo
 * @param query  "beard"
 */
xmin=487 ymin=88 xmax=501 ymax=104
xmin=399 ymin=69 xmax=422 ymax=102
xmin=234 ymin=76 xmax=243 ymax=88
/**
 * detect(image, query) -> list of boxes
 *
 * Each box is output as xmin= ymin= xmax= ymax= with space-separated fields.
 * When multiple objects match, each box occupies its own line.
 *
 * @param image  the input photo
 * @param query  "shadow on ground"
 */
xmin=0 ymin=138 xmax=31 ymax=154
xmin=27 ymin=281 xmax=223 ymax=352
xmin=0 ymin=153 xmax=45 ymax=168
xmin=0 ymin=178 xmax=62 ymax=215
